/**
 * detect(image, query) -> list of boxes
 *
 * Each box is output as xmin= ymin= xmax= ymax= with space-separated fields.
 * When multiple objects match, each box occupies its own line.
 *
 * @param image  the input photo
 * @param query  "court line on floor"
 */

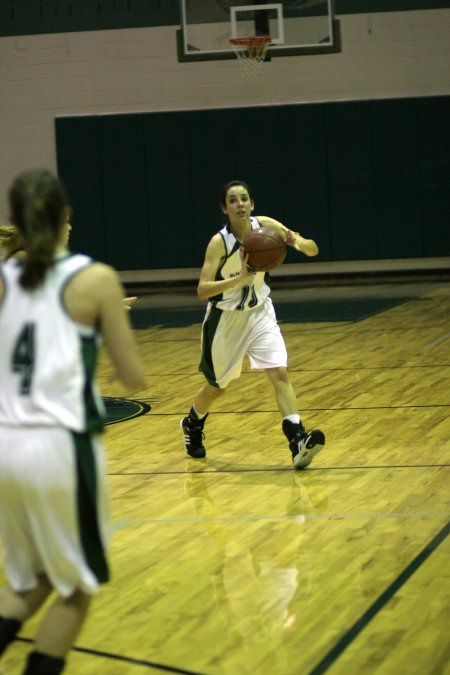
xmin=146 ymin=324 xmax=448 ymax=338
xmin=425 ymin=331 xmax=450 ymax=349
xmin=290 ymin=364 xmax=450 ymax=371
xmin=108 ymin=463 xmax=450 ymax=477
xmin=148 ymin=361 xmax=450 ymax=379
xmin=306 ymin=518 xmax=450 ymax=675
xmin=146 ymin=404 xmax=450 ymax=415
xmin=15 ymin=638 xmax=206 ymax=675
xmin=113 ymin=511 xmax=450 ymax=530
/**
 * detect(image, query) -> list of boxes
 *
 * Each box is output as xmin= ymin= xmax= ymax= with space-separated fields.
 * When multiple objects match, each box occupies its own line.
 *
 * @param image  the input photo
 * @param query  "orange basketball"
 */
xmin=243 ymin=227 xmax=286 ymax=272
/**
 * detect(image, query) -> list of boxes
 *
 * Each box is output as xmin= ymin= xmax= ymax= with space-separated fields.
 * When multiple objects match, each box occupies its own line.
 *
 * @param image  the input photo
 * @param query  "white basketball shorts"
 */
xmin=0 ymin=426 xmax=110 ymax=597
xmin=200 ymin=297 xmax=288 ymax=388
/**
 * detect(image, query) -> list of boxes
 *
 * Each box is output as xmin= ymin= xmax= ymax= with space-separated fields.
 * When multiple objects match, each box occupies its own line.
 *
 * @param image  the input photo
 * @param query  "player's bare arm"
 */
xmin=197 ymin=234 xmax=254 ymax=301
xmin=65 ymin=264 xmax=146 ymax=391
xmin=96 ymin=267 xmax=146 ymax=391
xmin=257 ymin=215 xmax=319 ymax=257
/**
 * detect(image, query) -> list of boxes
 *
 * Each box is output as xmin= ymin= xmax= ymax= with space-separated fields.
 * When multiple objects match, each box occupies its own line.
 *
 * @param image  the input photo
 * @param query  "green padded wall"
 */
xmin=55 ymin=116 xmax=105 ymax=260
xmin=325 ymin=101 xmax=377 ymax=261
xmin=371 ymin=98 xmax=422 ymax=259
xmin=144 ymin=112 xmax=196 ymax=268
xmin=416 ymin=97 xmax=450 ymax=255
xmin=55 ymin=95 xmax=450 ymax=270
xmin=100 ymin=114 xmax=150 ymax=269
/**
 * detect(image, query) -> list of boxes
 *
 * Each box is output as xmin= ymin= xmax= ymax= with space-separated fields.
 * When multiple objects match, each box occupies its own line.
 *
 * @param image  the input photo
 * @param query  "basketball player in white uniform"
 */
xmin=0 ymin=169 xmax=146 ymax=674
xmin=181 ymin=180 xmax=325 ymax=470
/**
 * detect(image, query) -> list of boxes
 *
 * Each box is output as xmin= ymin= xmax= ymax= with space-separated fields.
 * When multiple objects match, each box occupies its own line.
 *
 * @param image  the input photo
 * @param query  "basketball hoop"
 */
xmin=229 ymin=36 xmax=271 ymax=76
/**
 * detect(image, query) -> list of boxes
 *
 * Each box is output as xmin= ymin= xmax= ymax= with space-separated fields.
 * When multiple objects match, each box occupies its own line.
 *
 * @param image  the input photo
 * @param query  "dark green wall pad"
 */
xmin=2 ymin=0 xmax=449 ymax=37
xmin=55 ymin=95 xmax=450 ymax=269
xmin=129 ymin=296 xmax=417 ymax=329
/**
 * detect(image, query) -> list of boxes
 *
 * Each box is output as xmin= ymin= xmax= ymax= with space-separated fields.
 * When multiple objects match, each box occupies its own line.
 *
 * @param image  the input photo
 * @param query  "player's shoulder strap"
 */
xmin=218 ymin=223 xmax=238 ymax=257
xmin=55 ymin=251 xmax=92 ymax=274
xmin=53 ymin=252 xmax=94 ymax=292
xmin=218 ymin=217 xmax=261 ymax=256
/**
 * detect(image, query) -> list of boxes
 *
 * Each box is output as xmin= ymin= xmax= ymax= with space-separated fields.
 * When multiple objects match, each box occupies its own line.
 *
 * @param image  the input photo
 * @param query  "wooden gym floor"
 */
xmin=1 ymin=276 xmax=449 ymax=674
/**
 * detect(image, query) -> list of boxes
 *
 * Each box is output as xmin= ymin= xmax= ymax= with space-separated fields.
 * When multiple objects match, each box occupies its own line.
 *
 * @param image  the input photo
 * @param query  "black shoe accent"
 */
xmin=23 ymin=651 xmax=65 ymax=675
xmin=180 ymin=414 xmax=208 ymax=458
xmin=282 ymin=419 xmax=325 ymax=469
xmin=282 ymin=419 xmax=306 ymax=441
xmin=0 ymin=617 xmax=21 ymax=656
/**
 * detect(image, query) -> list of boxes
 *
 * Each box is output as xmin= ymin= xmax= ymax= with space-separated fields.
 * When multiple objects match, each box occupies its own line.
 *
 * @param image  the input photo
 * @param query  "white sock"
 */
xmin=284 ymin=414 xmax=300 ymax=425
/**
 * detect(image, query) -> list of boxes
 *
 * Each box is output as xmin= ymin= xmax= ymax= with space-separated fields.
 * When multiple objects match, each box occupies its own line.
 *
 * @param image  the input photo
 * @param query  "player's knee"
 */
xmin=62 ymin=589 xmax=93 ymax=611
xmin=266 ymin=366 xmax=289 ymax=383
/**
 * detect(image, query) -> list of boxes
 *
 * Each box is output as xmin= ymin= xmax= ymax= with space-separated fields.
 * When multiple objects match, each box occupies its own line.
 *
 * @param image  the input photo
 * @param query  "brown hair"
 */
xmin=219 ymin=180 xmax=253 ymax=208
xmin=8 ymin=169 xmax=69 ymax=290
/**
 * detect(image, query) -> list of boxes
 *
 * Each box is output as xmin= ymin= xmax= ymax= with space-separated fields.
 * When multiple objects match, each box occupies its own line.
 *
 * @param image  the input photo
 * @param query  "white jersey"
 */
xmin=0 ymin=253 xmax=104 ymax=432
xmin=211 ymin=216 xmax=272 ymax=312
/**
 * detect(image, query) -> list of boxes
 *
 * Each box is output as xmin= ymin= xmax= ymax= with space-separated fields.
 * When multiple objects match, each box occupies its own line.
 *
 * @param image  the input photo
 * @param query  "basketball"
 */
xmin=243 ymin=227 xmax=286 ymax=272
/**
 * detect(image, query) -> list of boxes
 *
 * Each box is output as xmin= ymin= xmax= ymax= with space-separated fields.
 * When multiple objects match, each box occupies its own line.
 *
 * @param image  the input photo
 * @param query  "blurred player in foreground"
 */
xmin=0 ymin=169 xmax=146 ymax=674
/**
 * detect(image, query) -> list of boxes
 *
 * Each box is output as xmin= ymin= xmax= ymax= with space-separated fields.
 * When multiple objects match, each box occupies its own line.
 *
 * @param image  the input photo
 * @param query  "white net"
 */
xmin=229 ymin=37 xmax=271 ymax=76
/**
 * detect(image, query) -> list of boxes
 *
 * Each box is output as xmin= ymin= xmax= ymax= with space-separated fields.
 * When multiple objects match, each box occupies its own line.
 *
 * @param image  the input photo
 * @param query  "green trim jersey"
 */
xmin=212 ymin=217 xmax=272 ymax=312
xmin=0 ymin=253 xmax=104 ymax=432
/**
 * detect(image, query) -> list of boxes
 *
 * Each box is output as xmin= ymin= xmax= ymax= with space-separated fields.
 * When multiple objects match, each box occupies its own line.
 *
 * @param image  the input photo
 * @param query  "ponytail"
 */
xmin=8 ymin=170 xmax=69 ymax=291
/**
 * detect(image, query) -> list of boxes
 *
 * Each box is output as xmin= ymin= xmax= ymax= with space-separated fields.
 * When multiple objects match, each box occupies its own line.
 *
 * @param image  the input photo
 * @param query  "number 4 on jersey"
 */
xmin=12 ymin=322 xmax=36 ymax=395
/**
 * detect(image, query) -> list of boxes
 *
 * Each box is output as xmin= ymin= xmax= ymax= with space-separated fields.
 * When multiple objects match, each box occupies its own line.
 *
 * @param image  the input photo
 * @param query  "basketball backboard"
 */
xmin=177 ymin=0 xmax=340 ymax=62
